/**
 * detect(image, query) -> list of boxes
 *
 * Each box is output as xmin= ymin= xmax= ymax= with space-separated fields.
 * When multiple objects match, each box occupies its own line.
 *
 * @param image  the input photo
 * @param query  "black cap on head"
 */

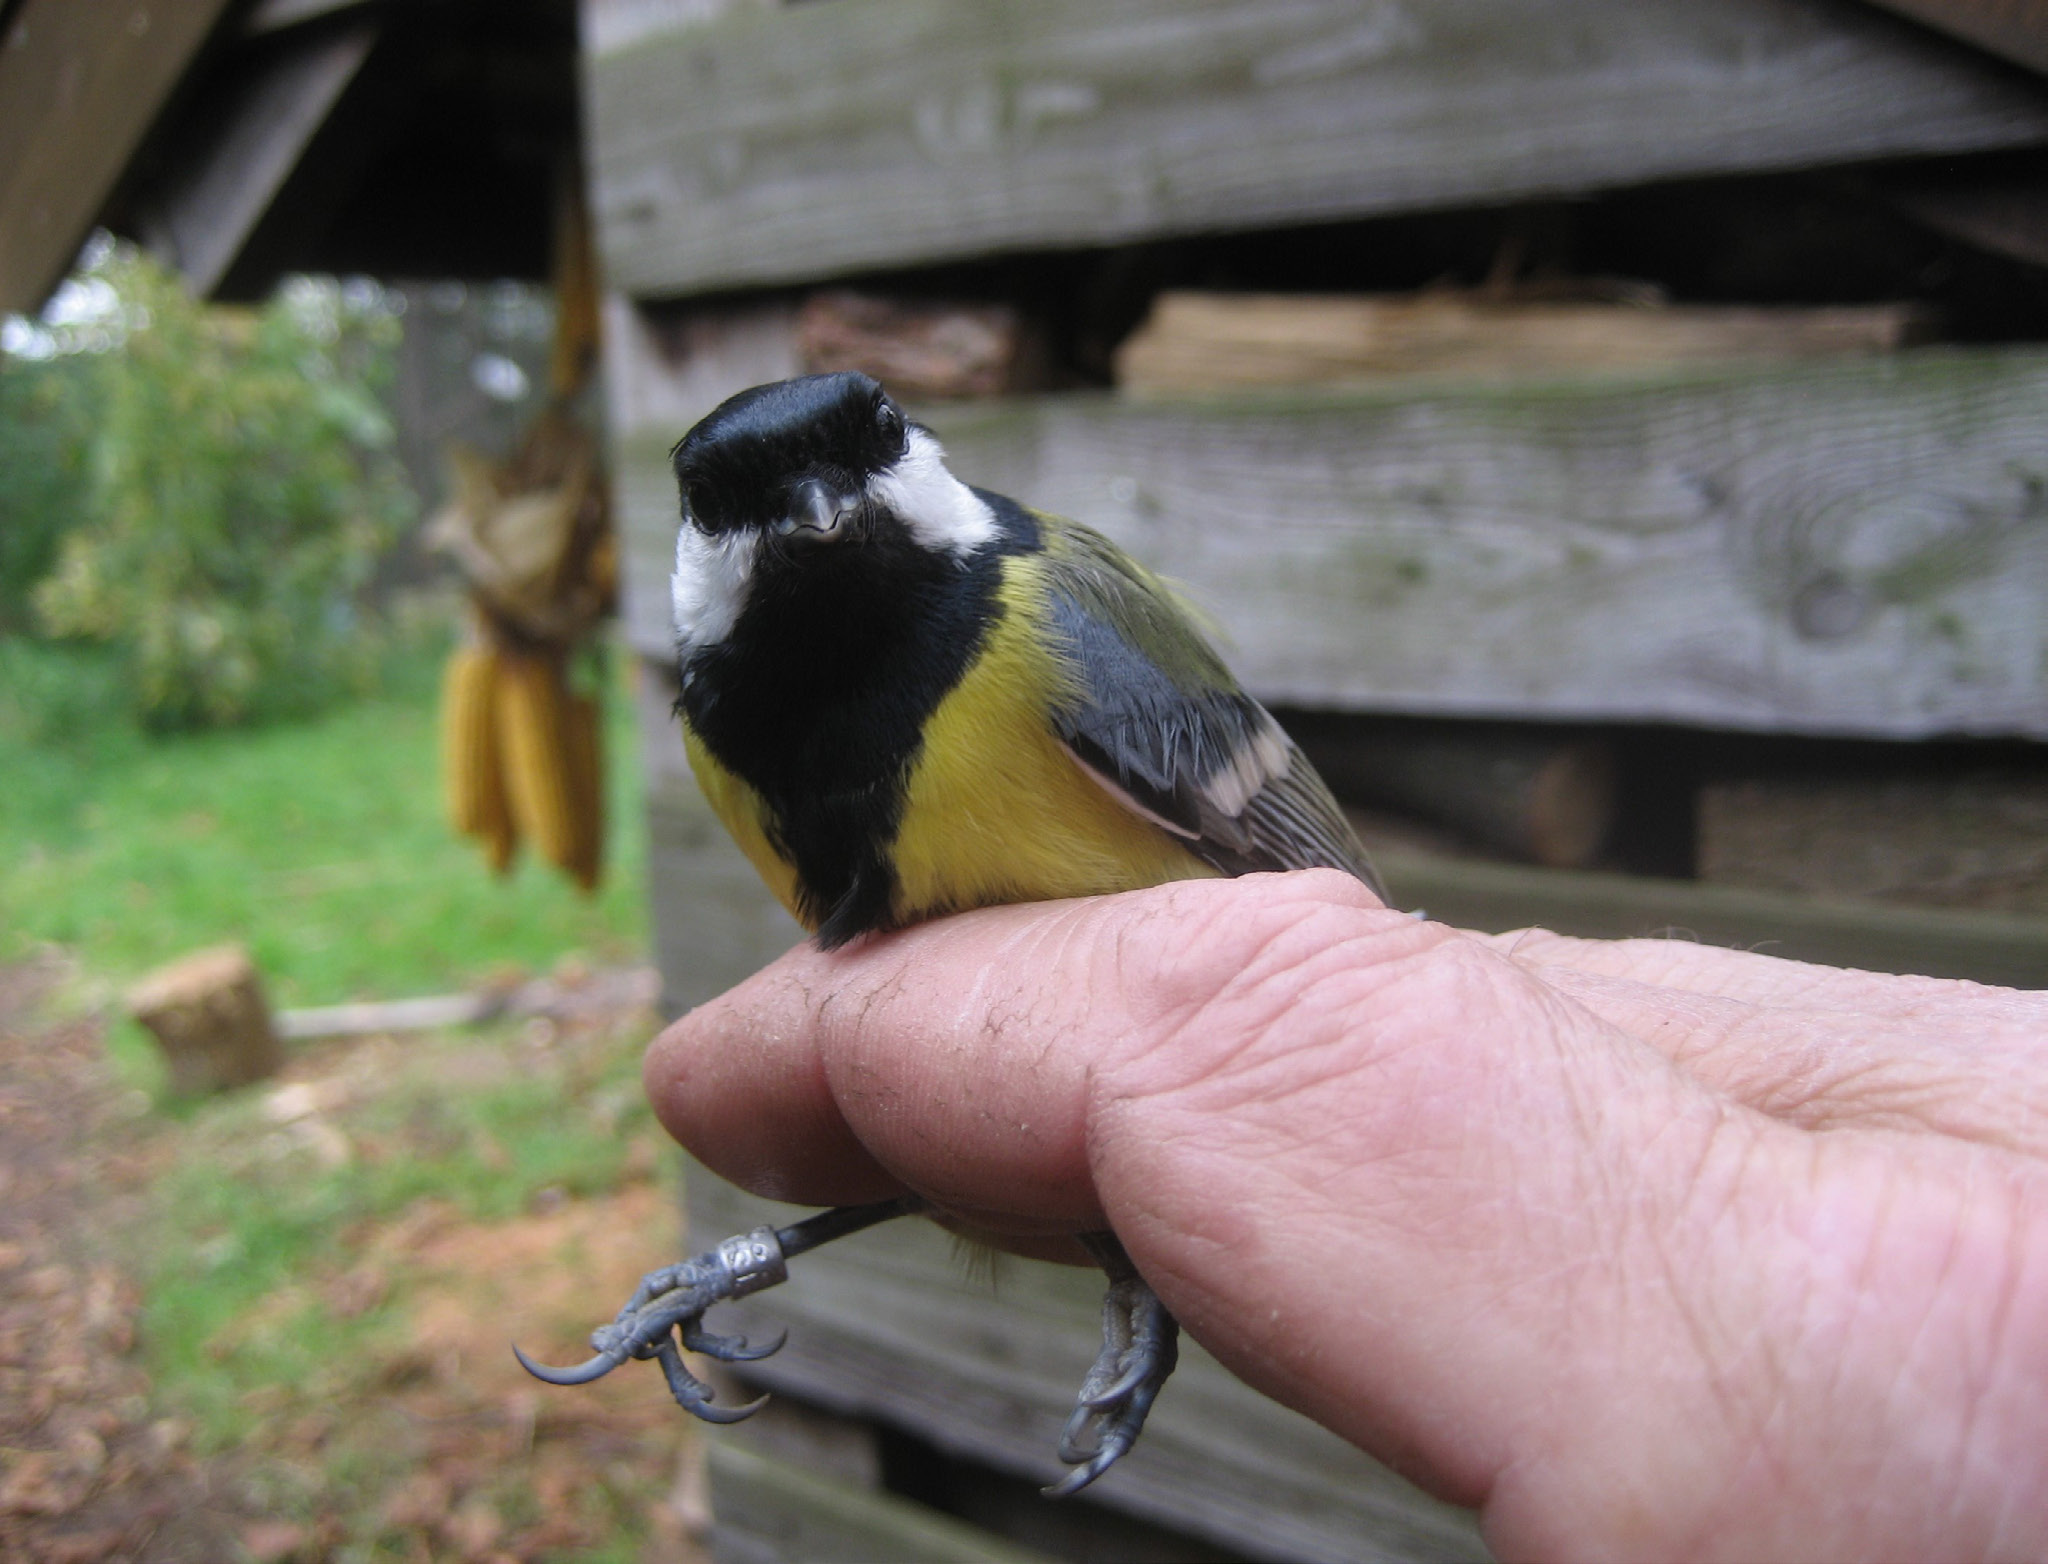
xmin=673 ymin=372 xmax=908 ymax=534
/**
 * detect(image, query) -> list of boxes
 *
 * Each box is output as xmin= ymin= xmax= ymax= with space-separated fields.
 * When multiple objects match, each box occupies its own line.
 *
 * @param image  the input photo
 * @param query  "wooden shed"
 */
xmin=582 ymin=1 xmax=2048 ymax=1558
xmin=9 ymin=0 xmax=2047 ymax=1557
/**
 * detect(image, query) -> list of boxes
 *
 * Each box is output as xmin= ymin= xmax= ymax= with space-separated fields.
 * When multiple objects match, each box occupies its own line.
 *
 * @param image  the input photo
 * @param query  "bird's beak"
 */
xmin=775 ymin=477 xmax=859 ymax=541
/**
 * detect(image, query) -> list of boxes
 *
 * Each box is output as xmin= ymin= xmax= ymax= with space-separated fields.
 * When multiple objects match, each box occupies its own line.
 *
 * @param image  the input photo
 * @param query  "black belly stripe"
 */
xmin=679 ymin=496 xmax=1039 ymax=946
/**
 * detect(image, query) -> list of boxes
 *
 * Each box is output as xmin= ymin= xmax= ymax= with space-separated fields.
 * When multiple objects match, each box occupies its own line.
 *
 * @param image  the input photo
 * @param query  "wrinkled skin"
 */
xmin=645 ymin=870 xmax=2048 ymax=1562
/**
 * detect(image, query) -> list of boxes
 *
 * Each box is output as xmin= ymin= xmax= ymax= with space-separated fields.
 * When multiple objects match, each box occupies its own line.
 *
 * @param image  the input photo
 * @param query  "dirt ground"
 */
xmin=0 ymin=960 xmax=714 ymax=1564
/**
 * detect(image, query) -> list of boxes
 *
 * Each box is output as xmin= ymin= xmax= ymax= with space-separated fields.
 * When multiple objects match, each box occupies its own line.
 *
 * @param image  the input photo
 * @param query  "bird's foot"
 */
xmin=513 ymin=1224 xmax=788 ymax=1422
xmin=514 ymin=1197 xmax=919 ymax=1425
xmin=1046 ymin=1272 xmax=1180 ymax=1497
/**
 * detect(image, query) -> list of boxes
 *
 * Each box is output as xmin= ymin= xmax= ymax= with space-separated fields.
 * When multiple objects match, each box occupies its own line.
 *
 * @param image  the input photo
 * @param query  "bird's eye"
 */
xmin=876 ymin=399 xmax=905 ymax=450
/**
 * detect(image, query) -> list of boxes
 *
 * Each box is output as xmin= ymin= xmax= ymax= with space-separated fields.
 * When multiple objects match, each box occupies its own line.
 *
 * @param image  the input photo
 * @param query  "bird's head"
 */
xmin=669 ymin=372 xmax=998 ymax=654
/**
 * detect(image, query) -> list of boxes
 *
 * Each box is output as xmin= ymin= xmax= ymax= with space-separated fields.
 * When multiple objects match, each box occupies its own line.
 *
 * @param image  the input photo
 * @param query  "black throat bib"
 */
xmin=678 ymin=504 xmax=1029 ymax=945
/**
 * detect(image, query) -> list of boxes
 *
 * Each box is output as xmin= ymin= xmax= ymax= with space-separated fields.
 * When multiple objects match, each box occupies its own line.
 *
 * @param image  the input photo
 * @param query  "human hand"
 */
xmin=643 ymin=870 xmax=2048 ymax=1561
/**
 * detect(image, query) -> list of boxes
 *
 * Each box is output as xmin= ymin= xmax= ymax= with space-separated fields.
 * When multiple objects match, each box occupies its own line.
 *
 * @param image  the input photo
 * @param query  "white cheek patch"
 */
xmin=867 ymin=427 xmax=998 ymax=555
xmin=671 ymin=522 xmax=759 ymax=653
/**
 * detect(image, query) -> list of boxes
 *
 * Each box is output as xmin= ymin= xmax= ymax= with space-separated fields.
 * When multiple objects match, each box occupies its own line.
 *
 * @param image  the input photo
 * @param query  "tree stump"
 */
xmin=126 ymin=945 xmax=284 ymax=1094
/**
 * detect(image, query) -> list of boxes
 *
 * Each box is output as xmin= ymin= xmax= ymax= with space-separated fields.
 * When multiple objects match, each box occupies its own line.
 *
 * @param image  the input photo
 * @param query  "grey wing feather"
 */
xmin=1035 ymin=518 xmax=1386 ymax=902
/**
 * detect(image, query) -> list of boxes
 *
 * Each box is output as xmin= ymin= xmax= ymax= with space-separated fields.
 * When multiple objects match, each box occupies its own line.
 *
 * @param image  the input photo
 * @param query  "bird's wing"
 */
xmin=1031 ymin=512 xmax=1386 ymax=900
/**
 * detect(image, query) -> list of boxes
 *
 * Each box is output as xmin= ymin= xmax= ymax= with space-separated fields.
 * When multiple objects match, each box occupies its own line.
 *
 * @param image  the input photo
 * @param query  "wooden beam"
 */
xmin=1863 ymin=0 xmax=2048 ymax=74
xmin=132 ymin=21 xmax=376 ymax=297
xmin=583 ymin=0 xmax=2048 ymax=299
xmin=1697 ymin=773 xmax=2048 ymax=915
xmin=1113 ymin=292 xmax=1931 ymax=395
xmin=274 ymin=965 xmax=659 ymax=1040
xmin=614 ymin=346 xmax=2048 ymax=741
xmin=0 ymin=0 xmax=238 ymax=315
xmin=581 ymin=0 xmax=769 ymax=59
xmin=243 ymin=0 xmax=376 ymax=33
xmin=1378 ymin=851 xmax=2048 ymax=988
xmin=706 ymin=1443 xmax=1060 ymax=1564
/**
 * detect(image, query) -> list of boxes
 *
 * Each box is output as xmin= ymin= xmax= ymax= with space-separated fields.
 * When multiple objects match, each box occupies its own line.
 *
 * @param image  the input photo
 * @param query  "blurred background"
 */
xmin=1 ymin=0 xmax=2045 ymax=1560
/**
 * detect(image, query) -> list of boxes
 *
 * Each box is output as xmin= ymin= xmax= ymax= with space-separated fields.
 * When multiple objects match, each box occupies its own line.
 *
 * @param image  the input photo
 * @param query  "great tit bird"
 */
xmin=519 ymin=371 xmax=1383 ymax=1495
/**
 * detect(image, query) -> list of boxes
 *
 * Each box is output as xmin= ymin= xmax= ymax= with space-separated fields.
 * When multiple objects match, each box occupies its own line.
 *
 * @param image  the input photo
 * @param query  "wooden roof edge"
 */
xmin=0 ymin=0 xmax=243 ymax=317
xmin=1863 ymin=0 xmax=2048 ymax=75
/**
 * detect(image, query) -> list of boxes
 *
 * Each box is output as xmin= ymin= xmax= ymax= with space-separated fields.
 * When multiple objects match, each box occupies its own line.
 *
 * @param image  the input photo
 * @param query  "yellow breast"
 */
xmin=886 ymin=553 xmax=1216 ymax=923
xmin=682 ymin=723 xmax=807 ymax=923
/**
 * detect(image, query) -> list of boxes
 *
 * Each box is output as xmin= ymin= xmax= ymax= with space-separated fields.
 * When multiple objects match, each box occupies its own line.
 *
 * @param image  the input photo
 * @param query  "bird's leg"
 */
xmin=514 ymin=1196 xmax=923 ymax=1423
xmin=1047 ymin=1230 xmax=1180 ymax=1497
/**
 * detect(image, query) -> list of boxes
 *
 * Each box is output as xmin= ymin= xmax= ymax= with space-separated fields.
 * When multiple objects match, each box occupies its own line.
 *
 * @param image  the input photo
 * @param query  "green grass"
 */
xmin=141 ymin=1025 xmax=658 ymax=1452
xmin=0 ymin=631 xmax=649 ymax=1018
xmin=4 ymin=624 xmax=686 ymax=1549
xmin=115 ymin=1010 xmax=681 ymax=1555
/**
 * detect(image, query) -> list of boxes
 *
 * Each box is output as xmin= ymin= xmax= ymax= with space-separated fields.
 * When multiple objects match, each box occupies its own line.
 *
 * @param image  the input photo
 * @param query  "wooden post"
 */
xmin=126 ymin=944 xmax=285 ymax=1095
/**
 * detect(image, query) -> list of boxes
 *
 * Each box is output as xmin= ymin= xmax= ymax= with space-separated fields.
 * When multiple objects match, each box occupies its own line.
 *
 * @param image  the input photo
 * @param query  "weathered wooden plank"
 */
xmin=1697 ymin=773 xmax=2048 ymax=916
xmin=617 ymin=349 xmax=2048 ymax=740
xmin=582 ymin=0 xmax=764 ymax=60
xmin=683 ymin=1165 xmax=1490 ymax=1564
xmin=583 ymin=0 xmax=2048 ymax=298
xmin=707 ymin=1441 xmax=1059 ymax=1564
xmin=1114 ymin=291 xmax=1930 ymax=394
xmin=0 ymin=0 xmax=239 ymax=313
xmin=1379 ymin=850 xmax=2048 ymax=987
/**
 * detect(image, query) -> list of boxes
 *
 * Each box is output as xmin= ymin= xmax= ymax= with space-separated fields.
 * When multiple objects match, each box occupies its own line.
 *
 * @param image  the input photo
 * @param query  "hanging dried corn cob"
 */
xmin=441 ymin=635 xmax=517 ymax=875
xmin=495 ymin=648 xmax=583 ymax=876
xmin=426 ymin=162 xmax=613 ymax=892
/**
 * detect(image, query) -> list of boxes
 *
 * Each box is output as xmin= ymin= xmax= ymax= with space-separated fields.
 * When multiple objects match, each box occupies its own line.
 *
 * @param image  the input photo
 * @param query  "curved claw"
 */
xmin=1056 ymin=1401 xmax=1107 ymax=1466
xmin=725 ymin=1329 xmax=787 ymax=1361
xmin=1064 ymin=1408 xmax=1097 ymax=1465
xmin=1043 ymin=1439 xmax=1126 ymax=1499
xmin=1079 ymin=1356 xmax=1151 ymax=1409
xmin=512 ymin=1343 xmax=628 ymax=1386
xmin=684 ymin=1323 xmax=788 ymax=1363
xmin=654 ymin=1336 xmax=771 ymax=1424
xmin=686 ymin=1390 xmax=772 ymax=1425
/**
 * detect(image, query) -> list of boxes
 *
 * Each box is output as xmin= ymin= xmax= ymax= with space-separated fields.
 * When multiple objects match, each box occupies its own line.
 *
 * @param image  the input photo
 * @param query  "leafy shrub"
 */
xmin=30 ymin=246 xmax=415 ymax=728
xmin=0 ymin=350 xmax=94 ymax=634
